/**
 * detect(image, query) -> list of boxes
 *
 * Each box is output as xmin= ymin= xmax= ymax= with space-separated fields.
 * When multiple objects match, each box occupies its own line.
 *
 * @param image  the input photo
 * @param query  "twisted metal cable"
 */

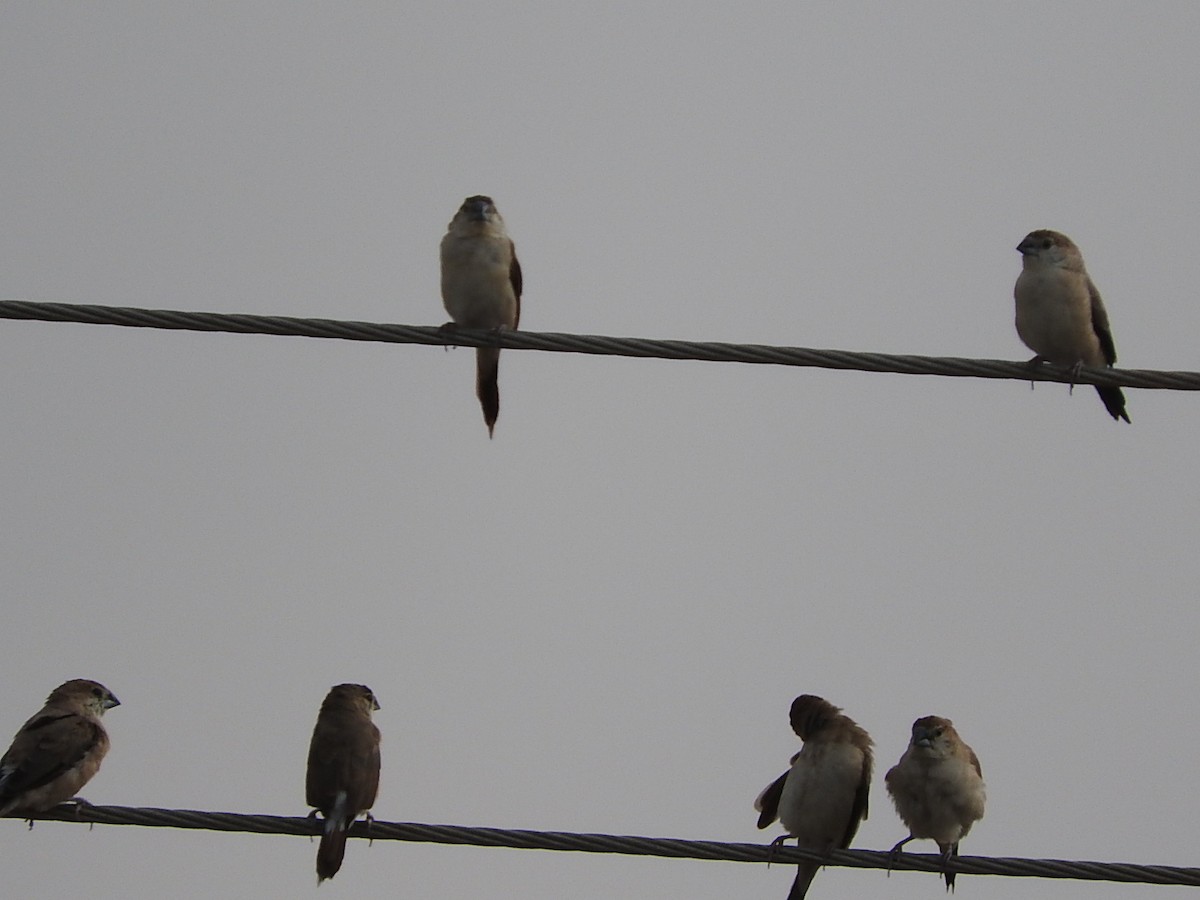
xmin=0 ymin=300 xmax=1195 ymax=390
xmin=13 ymin=804 xmax=1200 ymax=887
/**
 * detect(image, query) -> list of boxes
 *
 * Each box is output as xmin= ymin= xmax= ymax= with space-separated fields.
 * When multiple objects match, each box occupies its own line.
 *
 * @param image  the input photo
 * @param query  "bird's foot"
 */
xmin=765 ymin=834 xmax=793 ymax=868
xmin=1067 ymin=360 xmax=1084 ymax=393
xmin=438 ymin=321 xmax=460 ymax=350
xmin=56 ymin=796 xmax=96 ymax=829
xmin=1025 ymin=355 xmax=1045 ymax=390
xmin=886 ymin=836 xmax=914 ymax=878
xmin=64 ymin=796 xmax=94 ymax=821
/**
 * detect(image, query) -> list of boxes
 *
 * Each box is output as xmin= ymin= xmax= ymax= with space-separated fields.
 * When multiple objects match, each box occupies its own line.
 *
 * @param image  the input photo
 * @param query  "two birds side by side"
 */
xmin=0 ymin=678 xmax=382 ymax=885
xmin=756 ymin=694 xmax=985 ymax=898
xmin=438 ymin=196 xmax=1131 ymax=433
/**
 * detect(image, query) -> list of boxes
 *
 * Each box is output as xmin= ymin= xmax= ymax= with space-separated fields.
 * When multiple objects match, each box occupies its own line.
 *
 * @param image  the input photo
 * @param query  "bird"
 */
xmin=885 ymin=715 xmax=985 ymax=892
xmin=0 ymin=679 xmax=120 ymax=817
xmin=305 ymin=683 xmax=382 ymax=883
xmin=1014 ymin=228 xmax=1130 ymax=422
xmin=755 ymin=694 xmax=874 ymax=899
xmin=439 ymin=195 xmax=523 ymax=437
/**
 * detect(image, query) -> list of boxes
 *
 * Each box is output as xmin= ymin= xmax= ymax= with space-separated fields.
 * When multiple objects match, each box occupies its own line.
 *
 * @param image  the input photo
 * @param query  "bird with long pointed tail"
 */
xmin=306 ymin=684 xmax=381 ymax=883
xmin=755 ymin=694 xmax=873 ymax=899
xmin=440 ymin=195 xmax=523 ymax=437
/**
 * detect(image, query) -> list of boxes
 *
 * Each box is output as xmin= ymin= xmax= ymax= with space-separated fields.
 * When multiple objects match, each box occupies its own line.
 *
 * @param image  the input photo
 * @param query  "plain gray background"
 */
xmin=2 ymin=3 xmax=1197 ymax=897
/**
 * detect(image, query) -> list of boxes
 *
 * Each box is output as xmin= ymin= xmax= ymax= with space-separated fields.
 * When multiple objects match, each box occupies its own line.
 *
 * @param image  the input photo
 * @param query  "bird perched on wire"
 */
xmin=885 ymin=715 xmax=985 ymax=892
xmin=1014 ymin=229 xmax=1130 ymax=422
xmin=440 ymin=194 xmax=523 ymax=437
xmin=0 ymin=679 xmax=120 ymax=817
xmin=755 ymin=694 xmax=874 ymax=899
xmin=306 ymin=684 xmax=382 ymax=883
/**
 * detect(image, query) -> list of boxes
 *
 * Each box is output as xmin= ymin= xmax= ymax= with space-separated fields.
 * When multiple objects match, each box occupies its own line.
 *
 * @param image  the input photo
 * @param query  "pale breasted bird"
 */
xmin=885 ymin=715 xmax=985 ymax=892
xmin=1015 ymin=229 xmax=1129 ymax=422
xmin=440 ymin=195 xmax=523 ymax=437
xmin=755 ymin=694 xmax=873 ymax=900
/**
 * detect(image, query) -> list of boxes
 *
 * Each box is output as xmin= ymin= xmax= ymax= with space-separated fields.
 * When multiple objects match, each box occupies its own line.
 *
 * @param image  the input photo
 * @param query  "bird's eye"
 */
xmin=91 ymin=686 xmax=104 ymax=698
xmin=1041 ymin=238 xmax=1052 ymax=250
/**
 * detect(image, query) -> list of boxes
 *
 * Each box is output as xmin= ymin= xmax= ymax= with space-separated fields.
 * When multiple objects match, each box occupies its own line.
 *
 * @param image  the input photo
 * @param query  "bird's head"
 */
xmin=909 ymin=715 xmax=956 ymax=755
xmin=1017 ymin=229 xmax=1080 ymax=267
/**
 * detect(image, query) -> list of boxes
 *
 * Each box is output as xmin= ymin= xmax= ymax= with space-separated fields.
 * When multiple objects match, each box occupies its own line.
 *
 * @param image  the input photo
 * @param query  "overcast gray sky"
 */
xmin=2 ymin=3 xmax=1199 ymax=898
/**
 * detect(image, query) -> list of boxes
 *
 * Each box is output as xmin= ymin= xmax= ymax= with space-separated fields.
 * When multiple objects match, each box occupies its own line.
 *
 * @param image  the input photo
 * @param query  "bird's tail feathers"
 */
xmin=787 ymin=862 xmax=820 ymax=900
xmin=1096 ymin=385 xmax=1130 ymax=423
xmin=941 ymin=841 xmax=959 ymax=893
xmin=316 ymin=791 xmax=350 ymax=883
xmin=476 ymin=347 xmax=501 ymax=437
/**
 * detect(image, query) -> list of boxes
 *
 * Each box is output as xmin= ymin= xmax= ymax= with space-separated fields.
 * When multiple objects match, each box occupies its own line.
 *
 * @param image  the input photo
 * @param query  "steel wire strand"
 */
xmin=10 ymin=804 xmax=1200 ymax=887
xmin=0 ymin=300 xmax=1195 ymax=390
